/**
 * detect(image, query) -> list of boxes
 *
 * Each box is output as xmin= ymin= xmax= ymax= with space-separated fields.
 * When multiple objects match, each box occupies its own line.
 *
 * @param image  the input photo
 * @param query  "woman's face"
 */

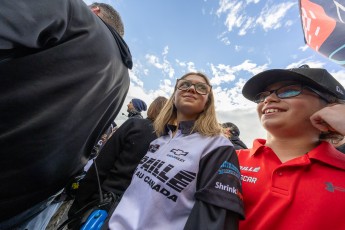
xmin=174 ymin=74 xmax=210 ymax=121
xmin=256 ymin=81 xmax=327 ymax=136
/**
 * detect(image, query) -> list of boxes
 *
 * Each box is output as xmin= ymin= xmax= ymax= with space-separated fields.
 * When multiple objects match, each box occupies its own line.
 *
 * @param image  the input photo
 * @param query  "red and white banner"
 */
xmin=300 ymin=0 xmax=345 ymax=66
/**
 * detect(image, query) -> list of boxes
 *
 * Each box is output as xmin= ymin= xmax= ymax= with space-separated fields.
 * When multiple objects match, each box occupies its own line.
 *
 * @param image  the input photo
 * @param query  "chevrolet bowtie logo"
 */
xmin=171 ymin=149 xmax=188 ymax=156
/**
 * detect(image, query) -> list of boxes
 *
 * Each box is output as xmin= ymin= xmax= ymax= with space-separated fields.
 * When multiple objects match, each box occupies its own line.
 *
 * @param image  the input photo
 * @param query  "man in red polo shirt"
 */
xmin=237 ymin=65 xmax=345 ymax=230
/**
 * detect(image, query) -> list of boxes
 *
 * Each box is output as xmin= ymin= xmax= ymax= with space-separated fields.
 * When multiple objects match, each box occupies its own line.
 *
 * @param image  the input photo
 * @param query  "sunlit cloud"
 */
xmin=145 ymin=46 xmax=175 ymax=78
xmin=215 ymin=0 xmax=296 ymax=38
xmin=256 ymin=2 xmax=296 ymax=31
xmin=216 ymin=0 xmax=245 ymax=32
xmin=286 ymin=59 xmax=325 ymax=69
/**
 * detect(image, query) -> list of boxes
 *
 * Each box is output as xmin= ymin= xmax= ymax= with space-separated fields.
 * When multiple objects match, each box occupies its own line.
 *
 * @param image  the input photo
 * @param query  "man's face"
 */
xmin=223 ymin=127 xmax=232 ymax=138
xmin=127 ymin=101 xmax=135 ymax=112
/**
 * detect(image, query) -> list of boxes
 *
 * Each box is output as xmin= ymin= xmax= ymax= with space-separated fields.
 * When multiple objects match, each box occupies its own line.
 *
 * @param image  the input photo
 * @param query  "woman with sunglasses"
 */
xmin=238 ymin=65 xmax=345 ymax=230
xmin=108 ymin=72 xmax=244 ymax=230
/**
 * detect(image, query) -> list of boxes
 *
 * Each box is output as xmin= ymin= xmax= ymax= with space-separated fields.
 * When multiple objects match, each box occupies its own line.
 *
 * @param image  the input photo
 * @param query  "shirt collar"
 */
xmin=309 ymin=141 xmax=345 ymax=170
xmin=249 ymin=139 xmax=267 ymax=156
xmin=163 ymin=120 xmax=195 ymax=135
xmin=250 ymin=139 xmax=345 ymax=169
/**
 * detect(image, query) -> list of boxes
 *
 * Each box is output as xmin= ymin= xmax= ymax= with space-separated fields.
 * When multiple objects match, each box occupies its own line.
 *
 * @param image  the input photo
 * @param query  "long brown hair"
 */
xmin=153 ymin=72 xmax=222 ymax=137
xmin=147 ymin=96 xmax=168 ymax=121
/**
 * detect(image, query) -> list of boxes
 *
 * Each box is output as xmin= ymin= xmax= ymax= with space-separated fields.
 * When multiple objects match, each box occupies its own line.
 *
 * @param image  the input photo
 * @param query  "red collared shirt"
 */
xmin=237 ymin=139 xmax=345 ymax=230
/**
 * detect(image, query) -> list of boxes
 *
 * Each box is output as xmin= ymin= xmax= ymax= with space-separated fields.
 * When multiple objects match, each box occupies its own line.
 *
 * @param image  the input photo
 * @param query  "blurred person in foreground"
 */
xmin=0 ymin=0 xmax=131 ymax=229
xmin=68 ymin=96 xmax=168 ymax=228
xmin=222 ymin=122 xmax=248 ymax=150
xmin=237 ymin=65 xmax=345 ymax=230
xmin=109 ymin=72 xmax=244 ymax=230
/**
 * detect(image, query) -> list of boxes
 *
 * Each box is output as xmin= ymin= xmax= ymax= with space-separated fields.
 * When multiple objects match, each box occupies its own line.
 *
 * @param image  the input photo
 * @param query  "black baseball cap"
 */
xmin=242 ymin=65 xmax=345 ymax=102
xmin=222 ymin=122 xmax=240 ymax=136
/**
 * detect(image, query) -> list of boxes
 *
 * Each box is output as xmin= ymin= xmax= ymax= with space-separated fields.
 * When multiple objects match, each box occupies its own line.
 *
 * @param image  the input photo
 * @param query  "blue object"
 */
xmin=80 ymin=210 xmax=108 ymax=230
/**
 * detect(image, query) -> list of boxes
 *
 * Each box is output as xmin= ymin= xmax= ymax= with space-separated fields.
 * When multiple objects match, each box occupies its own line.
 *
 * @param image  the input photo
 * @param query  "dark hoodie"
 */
xmin=0 ymin=0 xmax=131 ymax=222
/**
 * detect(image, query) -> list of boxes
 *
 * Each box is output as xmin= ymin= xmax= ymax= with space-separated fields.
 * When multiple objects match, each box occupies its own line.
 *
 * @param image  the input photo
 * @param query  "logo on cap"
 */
xmin=336 ymin=86 xmax=344 ymax=95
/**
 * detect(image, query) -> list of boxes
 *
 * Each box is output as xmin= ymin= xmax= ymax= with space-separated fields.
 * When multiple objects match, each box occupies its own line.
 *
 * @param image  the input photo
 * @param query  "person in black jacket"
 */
xmin=0 ymin=1 xmax=131 ymax=229
xmin=222 ymin=122 xmax=248 ymax=150
xmin=68 ymin=96 xmax=167 ymax=226
xmin=126 ymin=98 xmax=148 ymax=118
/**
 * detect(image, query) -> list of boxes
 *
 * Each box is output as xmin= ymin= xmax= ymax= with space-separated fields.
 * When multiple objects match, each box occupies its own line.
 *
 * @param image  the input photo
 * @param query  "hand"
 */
xmin=310 ymin=104 xmax=345 ymax=135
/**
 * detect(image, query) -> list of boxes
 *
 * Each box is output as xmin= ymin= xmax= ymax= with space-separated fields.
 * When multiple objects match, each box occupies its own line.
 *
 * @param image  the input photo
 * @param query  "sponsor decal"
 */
xmin=167 ymin=149 xmax=188 ymax=162
xmin=215 ymin=182 xmax=243 ymax=200
xmin=325 ymin=182 xmax=345 ymax=193
xmin=241 ymin=175 xmax=257 ymax=184
xmin=336 ymin=85 xmax=344 ymax=95
xmin=171 ymin=149 xmax=188 ymax=156
xmin=218 ymin=161 xmax=241 ymax=180
xmin=240 ymin=166 xmax=260 ymax=172
xmin=148 ymin=144 xmax=160 ymax=153
xmin=135 ymin=156 xmax=197 ymax=202
xmin=167 ymin=154 xmax=185 ymax=162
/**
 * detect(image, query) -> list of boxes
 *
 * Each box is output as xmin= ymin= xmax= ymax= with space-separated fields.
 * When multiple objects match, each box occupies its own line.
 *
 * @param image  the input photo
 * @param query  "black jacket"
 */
xmin=70 ymin=118 xmax=157 ymax=213
xmin=0 ymin=0 xmax=131 ymax=221
xmin=128 ymin=110 xmax=143 ymax=118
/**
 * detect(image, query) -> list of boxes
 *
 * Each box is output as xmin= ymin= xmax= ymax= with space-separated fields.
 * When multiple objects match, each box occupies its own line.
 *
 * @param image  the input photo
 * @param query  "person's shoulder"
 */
xmin=236 ymin=147 xmax=251 ymax=155
xmin=231 ymin=139 xmax=248 ymax=150
xmin=201 ymin=133 xmax=233 ymax=147
xmin=122 ymin=117 xmax=152 ymax=128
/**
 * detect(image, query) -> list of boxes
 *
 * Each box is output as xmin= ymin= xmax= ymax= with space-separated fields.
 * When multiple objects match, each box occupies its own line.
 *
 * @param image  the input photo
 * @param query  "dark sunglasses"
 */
xmin=254 ymin=84 xmax=333 ymax=103
xmin=176 ymin=79 xmax=211 ymax=95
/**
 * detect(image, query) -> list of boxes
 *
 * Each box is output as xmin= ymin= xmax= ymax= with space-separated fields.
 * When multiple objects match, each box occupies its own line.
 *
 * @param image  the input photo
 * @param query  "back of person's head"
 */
xmin=154 ymin=72 xmax=221 ymax=137
xmin=131 ymin=98 xmax=147 ymax=113
xmin=89 ymin=2 xmax=124 ymax=37
xmin=222 ymin=122 xmax=240 ymax=137
xmin=147 ymin=96 xmax=168 ymax=121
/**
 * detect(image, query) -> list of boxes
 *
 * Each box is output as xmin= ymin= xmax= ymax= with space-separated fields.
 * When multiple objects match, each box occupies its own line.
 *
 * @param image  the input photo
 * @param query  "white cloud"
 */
xmin=210 ymin=63 xmax=236 ymax=85
xmin=129 ymin=70 xmax=144 ymax=87
xmin=145 ymin=46 xmax=175 ymax=78
xmin=330 ymin=69 xmax=345 ymax=87
xmin=299 ymin=44 xmax=309 ymax=51
xmin=238 ymin=17 xmax=255 ymax=36
xmin=215 ymin=0 xmax=296 ymax=40
xmin=233 ymin=60 xmax=268 ymax=74
xmin=209 ymin=60 xmax=268 ymax=86
xmin=286 ymin=59 xmax=325 ymax=69
xmin=146 ymin=54 xmax=162 ymax=68
xmin=217 ymin=108 xmax=266 ymax=145
xmin=234 ymin=45 xmax=242 ymax=51
xmin=246 ymin=0 xmax=260 ymax=4
xmin=221 ymin=37 xmax=231 ymax=45
xmin=176 ymin=60 xmax=197 ymax=72
xmin=256 ymin=2 xmax=296 ymax=31
xmin=285 ymin=20 xmax=293 ymax=27
xmin=216 ymin=0 xmax=245 ymax=32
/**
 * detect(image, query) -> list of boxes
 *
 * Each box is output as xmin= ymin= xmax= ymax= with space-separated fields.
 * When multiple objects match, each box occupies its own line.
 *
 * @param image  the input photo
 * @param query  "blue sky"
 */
xmin=84 ymin=0 xmax=345 ymax=146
